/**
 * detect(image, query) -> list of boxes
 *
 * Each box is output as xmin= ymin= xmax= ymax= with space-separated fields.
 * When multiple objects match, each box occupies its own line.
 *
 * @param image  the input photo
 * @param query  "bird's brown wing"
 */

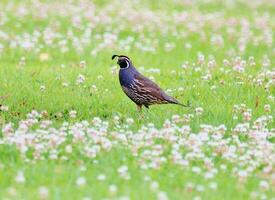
xmin=133 ymin=73 xmax=179 ymax=105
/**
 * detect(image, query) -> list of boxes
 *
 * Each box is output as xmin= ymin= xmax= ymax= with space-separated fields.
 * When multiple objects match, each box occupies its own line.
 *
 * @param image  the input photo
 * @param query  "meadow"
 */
xmin=0 ymin=0 xmax=274 ymax=199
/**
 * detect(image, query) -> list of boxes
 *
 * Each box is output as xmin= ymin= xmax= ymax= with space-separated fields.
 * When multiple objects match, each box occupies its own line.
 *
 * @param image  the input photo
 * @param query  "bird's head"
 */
xmin=112 ymin=55 xmax=132 ymax=69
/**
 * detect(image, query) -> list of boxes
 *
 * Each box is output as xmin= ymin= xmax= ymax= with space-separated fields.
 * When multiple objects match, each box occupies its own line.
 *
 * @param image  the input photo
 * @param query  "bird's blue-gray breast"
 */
xmin=119 ymin=67 xmax=137 ymax=87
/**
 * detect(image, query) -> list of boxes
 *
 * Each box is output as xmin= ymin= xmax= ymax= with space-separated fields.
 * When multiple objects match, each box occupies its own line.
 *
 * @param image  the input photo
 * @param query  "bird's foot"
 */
xmin=138 ymin=113 xmax=144 ymax=120
xmin=137 ymin=104 xmax=142 ymax=112
xmin=136 ymin=105 xmax=144 ymax=119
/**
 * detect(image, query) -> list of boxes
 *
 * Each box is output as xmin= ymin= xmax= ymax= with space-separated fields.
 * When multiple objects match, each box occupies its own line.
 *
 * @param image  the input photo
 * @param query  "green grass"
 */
xmin=0 ymin=146 xmax=272 ymax=200
xmin=0 ymin=0 xmax=274 ymax=199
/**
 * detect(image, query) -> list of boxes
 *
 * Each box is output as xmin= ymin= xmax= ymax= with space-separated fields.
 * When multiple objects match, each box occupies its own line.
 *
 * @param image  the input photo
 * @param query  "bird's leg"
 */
xmin=144 ymin=105 xmax=150 ymax=114
xmin=137 ymin=104 xmax=142 ymax=112
xmin=137 ymin=104 xmax=144 ymax=120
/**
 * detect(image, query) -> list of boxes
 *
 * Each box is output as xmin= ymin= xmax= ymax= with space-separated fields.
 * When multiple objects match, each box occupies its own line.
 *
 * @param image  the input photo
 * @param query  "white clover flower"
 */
xmin=49 ymin=151 xmax=58 ymax=160
xmin=2 ymin=122 xmax=13 ymax=135
xmin=220 ymin=164 xmax=227 ymax=171
xmin=181 ymin=63 xmax=188 ymax=70
xmin=238 ymin=170 xmax=248 ymax=178
xmin=126 ymin=118 xmax=134 ymax=125
xmin=80 ymin=60 xmax=86 ymax=68
xmin=0 ymin=105 xmax=9 ymax=112
xmin=69 ymin=110 xmax=77 ymax=118
xmin=192 ymin=166 xmax=201 ymax=174
xmin=117 ymin=165 xmax=130 ymax=179
xmin=185 ymin=43 xmax=192 ymax=49
xmin=259 ymin=180 xmax=269 ymax=190
xmin=92 ymin=117 xmax=102 ymax=124
xmin=76 ymin=177 xmax=86 ymax=186
xmin=118 ymin=196 xmax=130 ymax=200
xmin=90 ymin=85 xmax=97 ymax=93
xmin=40 ymin=85 xmax=45 ymax=92
xmin=202 ymin=73 xmax=212 ymax=81
xmin=171 ymin=115 xmax=180 ymax=123
xmin=197 ymin=53 xmax=205 ymax=64
xmin=150 ymin=181 xmax=159 ymax=192
xmin=79 ymin=165 xmax=87 ymax=172
xmin=38 ymin=186 xmax=49 ymax=200
xmin=267 ymin=95 xmax=274 ymax=102
xmin=108 ymin=184 xmax=118 ymax=195
xmin=157 ymin=191 xmax=168 ymax=200
xmin=15 ymin=171 xmax=25 ymax=184
xmin=243 ymin=111 xmax=252 ymax=121
xmin=193 ymin=196 xmax=201 ymax=200
xmin=62 ymin=82 xmax=69 ymax=87
xmin=97 ymin=75 xmax=103 ymax=80
xmin=195 ymin=107 xmax=204 ymax=116
xmin=144 ymin=176 xmax=151 ymax=181
xmin=196 ymin=184 xmax=205 ymax=192
xmin=97 ymin=174 xmax=106 ymax=181
xmin=208 ymin=59 xmax=216 ymax=68
xmin=264 ymin=104 xmax=271 ymax=112
xmin=65 ymin=145 xmax=73 ymax=154
xmin=39 ymin=53 xmax=50 ymax=62
xmin=76 ymin=74 xmax=85 ymax=85
xmin=82 ymin=197 xmax=92 ymax=200
xmin=113 ymin=115 xmax=120 ymax=124
xmin=209 ymin=182 xmax=218 ymax=190
xmin=19 ymin=56 xmax=26 ymax=66
xmin=216 ymin=124 xmax=227 ymax=134
xmin=204 ymin=172 xmax=214 ymax=179
xmin=211 ymin=85 xmax=217 ymax=90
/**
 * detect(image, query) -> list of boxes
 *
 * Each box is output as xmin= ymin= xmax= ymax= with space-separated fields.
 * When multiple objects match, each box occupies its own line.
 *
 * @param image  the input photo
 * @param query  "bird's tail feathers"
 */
xmin=166 ymin=96 xmax=190 ymax=107
xmin=177 ymin=100 xmax=191 ymax=107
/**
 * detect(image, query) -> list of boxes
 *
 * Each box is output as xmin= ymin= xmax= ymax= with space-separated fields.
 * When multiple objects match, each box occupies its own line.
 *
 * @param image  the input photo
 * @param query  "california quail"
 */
xmin=112 ymin=55 xmax=189 ymax=112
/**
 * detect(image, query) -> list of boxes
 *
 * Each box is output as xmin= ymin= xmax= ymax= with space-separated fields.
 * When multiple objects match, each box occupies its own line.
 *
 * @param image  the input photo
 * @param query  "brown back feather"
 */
xmin=134 ymin=73 xmax=178 ymax=104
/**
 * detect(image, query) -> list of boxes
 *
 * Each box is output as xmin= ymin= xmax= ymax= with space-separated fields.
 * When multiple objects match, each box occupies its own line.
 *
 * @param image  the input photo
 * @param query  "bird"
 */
xmin=112 ymin=55 xmax=189 ymax=112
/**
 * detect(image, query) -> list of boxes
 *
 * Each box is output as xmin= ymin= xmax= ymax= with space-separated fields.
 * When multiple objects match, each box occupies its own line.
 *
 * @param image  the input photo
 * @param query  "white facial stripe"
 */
xmin=125 ymin=60 xmax=129 ymax=68
xmin=120 ymin=56 xmax=130 ymax=63
xmin=124 ymin=57 xmax=130 ymax=63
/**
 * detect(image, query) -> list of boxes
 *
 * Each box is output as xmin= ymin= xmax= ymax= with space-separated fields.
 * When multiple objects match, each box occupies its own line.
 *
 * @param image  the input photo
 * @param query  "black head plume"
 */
xmin=112 ymin=55 xmax=131 ymax=60
xmin=112 ymin=55 xmax=132 ymax=69
xmin=112 ymin=55 xmax=119 ymax=60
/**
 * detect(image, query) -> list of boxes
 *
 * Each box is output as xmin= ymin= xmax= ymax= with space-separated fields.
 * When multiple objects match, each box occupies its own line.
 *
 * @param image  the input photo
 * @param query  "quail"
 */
xmin=112 ymin=55 xmax=189 ymax=112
